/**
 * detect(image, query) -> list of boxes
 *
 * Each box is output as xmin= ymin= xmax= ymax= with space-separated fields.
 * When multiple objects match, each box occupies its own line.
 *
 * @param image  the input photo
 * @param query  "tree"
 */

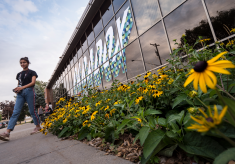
xmin=0 ymin=114 xmax=2 ymax=121
xmin=35 ymin=80 xmax=48 ymax=93
xmin=34 ymin=84 xmax=46 ymax=107
xmin=0 ymin=101 xmax=15 ymax=120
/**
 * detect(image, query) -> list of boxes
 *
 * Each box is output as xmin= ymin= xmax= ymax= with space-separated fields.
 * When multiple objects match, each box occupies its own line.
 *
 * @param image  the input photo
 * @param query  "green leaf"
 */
xmin=116 ymin=119 xmax=131 ymax=131
xmin=186 ymin=99 xmax=194 ymax=106
xmin=139 ymin=126 xmax=150 ymax=146
xmin=77 ymin=127 xmax=90 ymax=140
xmin=133 ymin=133 xmax=140 ymax=144
xmin=228 ymin=83 xmax=235 ymax=91
xmin=167 ymin=110 xmax=185 ymax=125
xmin=58 ymin=127 xmax=69 ymax=138
xmin=172 ymin=94 xmax=187 ymax=109
xmin=183 ymin=112 xmax=191 ymax=125
xmin=157 ymin=118 xmax=166 ymax=127
xmin=114 ymin=104 xmax=125 ymax=109
xmin=158 ymin=145 xmax=178 ymax=157
xmin=166 ymin=131 xmax=178 ymax=138
xmin=222 ymin=97 xmax=235 ymax=127
xmin=144 ymin=109 xmax=162 ymax=116
xmin=105 ymin=127 xmax=115 ymax=143
xmin=179 ymin=132 xmax=225 ymax=159
xmin=214 ymin=148 xmax=235 ymax=164
xmin=129 ymin=99 xmax=135 ymax=108
xmin=170 ymin=122 xmax=179 ymax=131
xmin=143 ymin=130 xmax=165 ymax=158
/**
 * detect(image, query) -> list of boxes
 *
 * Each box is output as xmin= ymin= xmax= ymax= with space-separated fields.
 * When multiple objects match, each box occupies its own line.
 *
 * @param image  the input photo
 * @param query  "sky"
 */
xmin=0 ymin=0 xmax=89 ymax=102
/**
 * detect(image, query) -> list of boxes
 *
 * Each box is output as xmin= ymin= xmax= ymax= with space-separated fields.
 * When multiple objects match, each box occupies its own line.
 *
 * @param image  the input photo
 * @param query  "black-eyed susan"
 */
xmin=184 ymin=51 xmax=235 ymax=93
xmin=187 ymin=105 xmax=227 ymax=132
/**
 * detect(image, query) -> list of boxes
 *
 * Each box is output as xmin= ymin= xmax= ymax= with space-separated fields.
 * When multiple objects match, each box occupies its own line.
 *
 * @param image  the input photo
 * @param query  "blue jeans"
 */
xmin=7 ymin=87 xmax=40 ymax=131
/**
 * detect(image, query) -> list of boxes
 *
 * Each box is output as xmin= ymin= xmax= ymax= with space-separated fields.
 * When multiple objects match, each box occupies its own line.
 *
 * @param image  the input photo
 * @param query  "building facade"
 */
xmin=45 ymin=0 xmax=235 ymax=104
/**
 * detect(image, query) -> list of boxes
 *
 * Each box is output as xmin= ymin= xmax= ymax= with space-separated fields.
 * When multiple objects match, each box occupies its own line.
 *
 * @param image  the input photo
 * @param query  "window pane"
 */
xmin=101 ymin=0 xmax=114 ymax=27
xmin=81 ymin=34 xmax=88 ymax=52
xmin=131 ymin=0 xmax=161 ymax=35
xmin=110 ymin=51 xmax=127 ymax=82
xmin=164 ymin=0 xmax=214 ymax=50
xmin=93 ymin=12 xmax=103 ymax=38
xmin=86 ymin=24 xmax=95 ymax=46
xmin=83 ymin=50 xmax=94 ymax=88
xmin=125 ymin=40 xmax=145 ymax=79
xmin=140 ymin=22 xmax=170 ymax=71
xmin=115 ymin=1 xmax=138 ymax=46
xmin=71 ymin=67 xmax=75 ymax=90
xmin=205 ymin=0 xmax=235 ymax=40
xmin=102 ymin=60 xmax=113 ymax=89
xmin=112 ymin=0 xmax=126 ymax=13
xmin=93 ymin=68 xmax=103 ymax=91
xmin=65 ymin=74 xmax=70 ymax=91
xmin=159 ymin=0 xmax=185 ymax=16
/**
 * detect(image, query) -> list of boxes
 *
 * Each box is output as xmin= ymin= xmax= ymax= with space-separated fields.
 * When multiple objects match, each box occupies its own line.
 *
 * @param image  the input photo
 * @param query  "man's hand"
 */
xmin=14 ymin=87 xmax=24 ymax=93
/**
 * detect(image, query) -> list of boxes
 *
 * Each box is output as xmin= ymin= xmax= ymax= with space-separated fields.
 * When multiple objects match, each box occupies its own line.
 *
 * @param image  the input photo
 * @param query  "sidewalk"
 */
xmin=0 ymin=124 xmax=132 ymax=164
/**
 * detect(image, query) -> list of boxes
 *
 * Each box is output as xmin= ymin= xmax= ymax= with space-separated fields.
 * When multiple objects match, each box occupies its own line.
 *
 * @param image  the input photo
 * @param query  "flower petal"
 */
xmin=207 ymin=66 xmax=231 ymax=75
xmin=198 ymin=108 xmax=208 ymax=118
xmin=204 ymin=72 xmax=216 ymax=89
xmin=207 ymin=51 xmax=228 ymax=64
xmin=205 ymin=70 xmax=217 ymax=86
xmin=184 ymin=73 xmax=195 ymax=87
xmin=193 ymin=72 xmax=200 ymax=91
xmin=218 ymin=106 xmax=228 ymax=124
xmin=190 ymin=115 xmax=204 ymax=124
xmin=209 ymin=60 xmax=235 ymax=68
xmin=208 ymin=106 xmax=212 ymax=117
xmin=213 ymin=105 xmax=219 ymax=121
xmin=199 ymin=73 xmax=207 ymax=93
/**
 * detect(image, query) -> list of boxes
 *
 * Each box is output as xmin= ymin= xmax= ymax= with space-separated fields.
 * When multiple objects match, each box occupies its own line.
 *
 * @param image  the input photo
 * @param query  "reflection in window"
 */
xmin=112 ymin=0 xmax=126 ymax=13
xmin=83 ymin=50 xmax=93 ymax=88
xmin=101 ymin=0 xmax=114 ymax=27
xmin=86 ymin=24 xmax=95 ymax=46
xmin=77 ymin=48 xmax=82 ymax=60
xmin=81 ymin=34 xmax=88 ymax=52
xmin=164 ymin=0 xmax=214 ymax=50
xmin=159 ymin=0 xmax=185 ymax=16
xmin=93 ymin=12 xmax=103 ymax=38
xmin=110 ymin=52 xmax=127 ymax=82
xmin=205 ymin=0 xmax=235 ymax=40
xmin=70 ymin=67 xmax=75 ymax=90
xmin=125 ymin=40 xmax=145 ymax=79
xmin=68 ymin=70 xmax=73 ymax=90
xmin=65 ymin=74 xmax=70 ymax=91
xmin=131 ymin=0 xmax=161 ymax=35
xmin=140 ymin=22 xmax=170 ymax=71
xmin=115 ymin=1 xmax=138 ymax=46
xmin=102 ymin=60 xmax=113 ymax=89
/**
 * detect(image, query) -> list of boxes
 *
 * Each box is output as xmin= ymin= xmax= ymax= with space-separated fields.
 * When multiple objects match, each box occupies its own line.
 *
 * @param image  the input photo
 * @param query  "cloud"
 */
xmin=76 ymin=6 xmax=86 ymax=18
xmin=5 ymin=0 xmax=38 ymax=15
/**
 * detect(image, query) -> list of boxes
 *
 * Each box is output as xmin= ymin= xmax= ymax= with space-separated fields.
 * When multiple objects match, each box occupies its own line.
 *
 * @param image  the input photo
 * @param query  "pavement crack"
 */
xmin=17 ymin=143 xmax=80 ymax=164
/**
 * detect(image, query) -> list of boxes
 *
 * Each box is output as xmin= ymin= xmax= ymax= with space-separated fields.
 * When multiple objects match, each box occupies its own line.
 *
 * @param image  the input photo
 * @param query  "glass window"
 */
xmin=83 ymin=50 xmax=94 ymax=88
xmin=102 ymin=60 xmax=113 ymax=89
xmin=70 ymin=55 xmax=74 ymax=68
xmin=131 ymin=0 xmax=161 ymax=35
xmin=65 ymin=74 xmax=70 ymax=92
xmin=164 ymin=0 xmax=214 ymax=50
xmin=205 ymin=0 xmax=235 ymax=40
xmin=112 ymin=0 xmax=126 ymax=13
xmin=140 ymin=22 xmax=170 ymax=71
xmin=159 ymin=0 xmax=186 ymax=16
xmin=86 ymin=24 xmax=95 ymax=46
xmin=81 ymin=34 xmax=88 ymax=52
xmin=93 ymin=11 xmax=103 ymax=38
xmin=125 ymin=40 xmax=145 ymax=79
xmin=115 ymin=1 xmax=138 ymax=46
xmin=101 ymin=0 xmax=114 ymax=27
xmin=110 ymin=51 xmax=127 ymax=82
xmin=104 ymin=18 xmax=120 ymax=58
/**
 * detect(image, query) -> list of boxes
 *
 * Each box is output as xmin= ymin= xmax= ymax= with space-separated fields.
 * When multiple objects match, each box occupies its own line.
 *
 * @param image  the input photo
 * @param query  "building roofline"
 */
xmin=47 ymin=0 xmax=106 ymax=88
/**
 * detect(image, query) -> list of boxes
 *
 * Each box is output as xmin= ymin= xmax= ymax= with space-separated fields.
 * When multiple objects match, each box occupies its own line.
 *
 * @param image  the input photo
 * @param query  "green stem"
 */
xmin=216 ymin=84 xmax=235 ymax=101
xmin=195 ymin=97 xmax=208 ymax=109
xmin=215 ymin=129 xmax=235 ymax=147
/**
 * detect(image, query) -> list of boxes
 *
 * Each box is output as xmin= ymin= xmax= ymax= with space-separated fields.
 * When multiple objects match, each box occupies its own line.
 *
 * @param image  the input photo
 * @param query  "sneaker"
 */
xmin=0 ymin=132 xmax=10 ymax=141
xmin=30 ymin=127 xmax=41 ymax=135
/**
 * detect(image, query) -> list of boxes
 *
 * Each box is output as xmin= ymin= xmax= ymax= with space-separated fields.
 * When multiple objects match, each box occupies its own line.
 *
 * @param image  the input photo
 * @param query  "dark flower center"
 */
xmin=206 ymin=117 xmax=214 ymax=123
xmin=194 ymin=61 xmax=208 ymax=72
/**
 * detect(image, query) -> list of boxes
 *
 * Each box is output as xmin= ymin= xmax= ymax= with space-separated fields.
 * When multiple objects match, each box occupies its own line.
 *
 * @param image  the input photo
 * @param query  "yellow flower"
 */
xmin=105 ymin=113 xmax=109 ymax=119
xmin=199 ymin=38 xmax=211 ymax=42
xmin=114 ymin=101 xmax=119 ymax=105
xmin=187 ymin=105 xmax=227 ymax=132
xmin=184 ymin=51 xmax=235 ymax=93
xmin=95 ymin=101 xmax=101 ymax=107
xmin=230 ymin=28 xmax=235 ymax=33
xmin=136 ymin=118 xmax=142 ymax=123
xmin=188 ymin=90 xmax=198 ymax=98
xmin=153 ymin=91 xmax=163 ymax=98
xmin=82 ymin=120 xmax=89 ymax=127
xmin=135 ymin=96 xmax=144 ymax=104
xmin=168 ymin=78 xmax=174 ymax=84
xmin=182 ymin=34 xmax=186 ymax=37
xmin=104 ymin=106 xmax=109 ymax=111
xmin=45 ymin=132 xmax=48 ymax=135
xmin=63 ymin=118 xmax=67 ymax=124
xmin=110 ymin=109 xmax=116 ymax=116
xmin=91 ymin=111 xmax=98 ymax=121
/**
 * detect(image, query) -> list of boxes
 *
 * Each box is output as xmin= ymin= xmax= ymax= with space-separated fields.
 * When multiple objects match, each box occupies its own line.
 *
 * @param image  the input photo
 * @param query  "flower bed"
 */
xmin=41 ymin=35 xmax=235 ymax=164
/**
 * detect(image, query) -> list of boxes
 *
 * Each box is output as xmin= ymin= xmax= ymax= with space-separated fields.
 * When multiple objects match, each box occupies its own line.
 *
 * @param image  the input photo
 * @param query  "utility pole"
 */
xmin=150 ymin=43 xmax=162 ymax=65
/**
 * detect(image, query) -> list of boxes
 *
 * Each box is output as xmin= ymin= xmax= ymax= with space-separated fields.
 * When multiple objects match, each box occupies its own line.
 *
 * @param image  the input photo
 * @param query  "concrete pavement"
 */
xmin=0 ymin=123 xmax=132 ymax=164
